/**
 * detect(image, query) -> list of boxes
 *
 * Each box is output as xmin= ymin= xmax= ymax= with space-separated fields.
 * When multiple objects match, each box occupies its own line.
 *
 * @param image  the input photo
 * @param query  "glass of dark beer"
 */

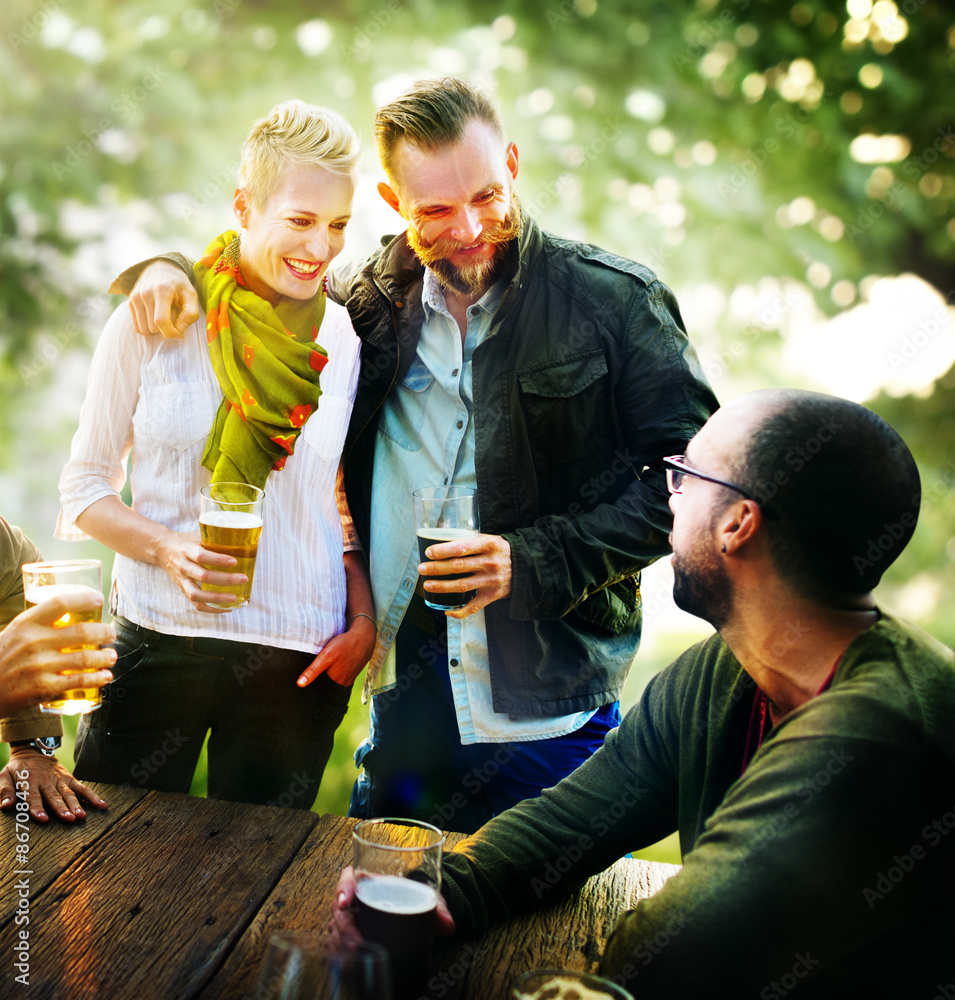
xmin=22 ymin=559 xmax=105 ymax=715
xmin=352 ymin=817 xmax=444 ymax=999
xmin=413 ymin=485 xmax=479 ymax=611
xmin=199 ymin=482 xmax=265 ymax=608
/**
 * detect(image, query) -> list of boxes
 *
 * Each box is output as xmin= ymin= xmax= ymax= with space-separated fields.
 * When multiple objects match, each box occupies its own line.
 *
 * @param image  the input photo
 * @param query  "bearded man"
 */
xmin=115 ymin=78 xmax=717 ymax=832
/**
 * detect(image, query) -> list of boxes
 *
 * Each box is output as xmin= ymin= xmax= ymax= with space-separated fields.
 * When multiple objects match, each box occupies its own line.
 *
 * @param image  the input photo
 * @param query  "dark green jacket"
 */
xmin=328 ymin=214 xmax=717 ymax=717
xmin=440 ymin=612 xmax=955 ymax=996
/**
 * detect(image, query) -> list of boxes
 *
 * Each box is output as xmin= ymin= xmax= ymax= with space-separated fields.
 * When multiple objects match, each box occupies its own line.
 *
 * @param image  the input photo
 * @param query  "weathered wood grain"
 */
xmin=0 ymin=781 xmax=148 ymax=928
xmin=427 ymin=857 xmax=680 ymax=999
xmin=1 ymin=792 xmax=681 ymax=1000
xmin=0 ymin=790 xmax=316 ymax=999
xmin=198 ymin=815 xmax=469 ymax=999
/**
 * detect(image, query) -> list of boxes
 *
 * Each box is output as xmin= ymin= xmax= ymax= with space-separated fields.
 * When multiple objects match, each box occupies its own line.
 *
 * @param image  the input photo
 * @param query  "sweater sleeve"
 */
xmin=108 ymin=252 xmax=196 ymax=296
xmin=440 ymin=670 xmax=683 ymax=937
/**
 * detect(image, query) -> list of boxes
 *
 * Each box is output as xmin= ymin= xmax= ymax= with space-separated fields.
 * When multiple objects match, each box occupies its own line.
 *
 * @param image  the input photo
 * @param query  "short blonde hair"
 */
xmin=238 ymin=100 xmax=360 ymax=209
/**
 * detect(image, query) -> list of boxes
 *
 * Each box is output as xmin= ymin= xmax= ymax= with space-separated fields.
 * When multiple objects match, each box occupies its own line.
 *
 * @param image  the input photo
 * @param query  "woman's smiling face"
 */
xmin=235 ymin=161 xmax=354 ymax=306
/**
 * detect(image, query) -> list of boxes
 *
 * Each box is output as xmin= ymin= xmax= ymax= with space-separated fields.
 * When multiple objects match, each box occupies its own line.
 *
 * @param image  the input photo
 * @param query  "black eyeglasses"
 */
xmin=663 ymin=454 xmax=759 ymax=503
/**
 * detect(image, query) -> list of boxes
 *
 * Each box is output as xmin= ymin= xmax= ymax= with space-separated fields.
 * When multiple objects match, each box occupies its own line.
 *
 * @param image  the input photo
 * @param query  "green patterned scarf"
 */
xmin=194 ymin=230 xmax=328 ymax=489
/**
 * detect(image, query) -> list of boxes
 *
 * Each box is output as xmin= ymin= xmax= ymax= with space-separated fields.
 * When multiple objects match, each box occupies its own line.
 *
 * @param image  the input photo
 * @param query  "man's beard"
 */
xmin=405 ymin=192 xmax=523 ymax=297
xmin=672 ymin=541 xmax=733 ymax=631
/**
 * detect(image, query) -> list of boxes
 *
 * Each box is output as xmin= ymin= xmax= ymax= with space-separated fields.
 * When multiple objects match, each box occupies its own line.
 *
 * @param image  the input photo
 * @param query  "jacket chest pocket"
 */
xmin=516 ymin=351 xmax=611 ymax=464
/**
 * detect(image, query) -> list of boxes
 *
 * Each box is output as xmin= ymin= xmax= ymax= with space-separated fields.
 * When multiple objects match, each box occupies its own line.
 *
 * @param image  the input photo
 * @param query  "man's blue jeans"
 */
xmin=74 ymin=616 xmax=352 ymax=808
xmin=349 ymin=599 xmax=621 ymax=834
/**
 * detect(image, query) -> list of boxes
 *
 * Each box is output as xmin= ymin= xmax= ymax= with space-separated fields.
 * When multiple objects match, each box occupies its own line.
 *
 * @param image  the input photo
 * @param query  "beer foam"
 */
xmin=355 ymin=874 xmax=436 ymax=915
xmin=514 ymin=975 xmax=619 ymax=1000
xmin=199 ymin=510 xmax=263 ymax=529
xmin=416 ymin=527 xmax=479 ymax=542
xmin=24 ymin=583 xmax=100 ymax=605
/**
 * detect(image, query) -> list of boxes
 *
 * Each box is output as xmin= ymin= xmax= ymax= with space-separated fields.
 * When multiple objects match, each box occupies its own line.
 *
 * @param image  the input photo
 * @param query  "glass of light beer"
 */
xmin=199 ymin=482 xmax=264 ymax=609
xmin=21 ymin=559 xmax=104 ymax=715
xmin=352 ymin=818 xmax=444 ymax=999
xmin=413 ymin=485 xmax=479 ymax=611
xmin=511 ymin=969 xmax=635 ymax=1000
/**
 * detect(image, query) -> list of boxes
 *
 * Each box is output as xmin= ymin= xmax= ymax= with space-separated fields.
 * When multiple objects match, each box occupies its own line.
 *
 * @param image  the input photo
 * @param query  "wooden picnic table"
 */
xmin=0 ymin=783 xmax=679 ymax=998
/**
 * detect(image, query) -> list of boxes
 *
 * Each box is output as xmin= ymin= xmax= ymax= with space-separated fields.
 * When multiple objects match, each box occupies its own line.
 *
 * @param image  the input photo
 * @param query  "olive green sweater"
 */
xmin=441 ymin=612 xmax=955 ymax=997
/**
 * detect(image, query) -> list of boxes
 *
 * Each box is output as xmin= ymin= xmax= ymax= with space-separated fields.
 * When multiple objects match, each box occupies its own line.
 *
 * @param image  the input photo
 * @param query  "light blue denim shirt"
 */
xmin=367 ymin=267 xmax=595 ymax=743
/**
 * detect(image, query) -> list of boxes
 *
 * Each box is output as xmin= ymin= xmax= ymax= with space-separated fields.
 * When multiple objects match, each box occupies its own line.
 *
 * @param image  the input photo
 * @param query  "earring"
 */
xmin=216 ymin=233 xmax=241 ymax=274
xmin=721 ymin=544 xmax=727 ymax=553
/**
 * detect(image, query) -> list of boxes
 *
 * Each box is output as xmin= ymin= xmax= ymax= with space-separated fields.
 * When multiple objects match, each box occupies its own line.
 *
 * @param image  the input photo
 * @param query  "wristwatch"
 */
xmin=9 ymin=737 xmax=61 ymax=757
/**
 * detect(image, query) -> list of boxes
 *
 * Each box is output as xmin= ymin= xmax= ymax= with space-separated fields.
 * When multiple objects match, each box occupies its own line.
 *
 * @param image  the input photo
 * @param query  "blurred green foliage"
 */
xmin=1 ymin=1 xmax=953 ymax=859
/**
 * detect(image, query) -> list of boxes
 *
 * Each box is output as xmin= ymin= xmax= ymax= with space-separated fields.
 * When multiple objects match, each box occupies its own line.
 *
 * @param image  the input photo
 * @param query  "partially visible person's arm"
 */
xmin=109 ymin=253 xmax=198 ymax=339
xmin=0 ymin=746 xmax=111 ymax=824
xmin=0 ymin=516 xmax=59 ymax=745
xmin=0 ymin=590 xmax=115 ymax=718
xmin=0 ymin=590 xmax=116 ymax=823
xmin=437 ymin=670 xmax=685 ymax=938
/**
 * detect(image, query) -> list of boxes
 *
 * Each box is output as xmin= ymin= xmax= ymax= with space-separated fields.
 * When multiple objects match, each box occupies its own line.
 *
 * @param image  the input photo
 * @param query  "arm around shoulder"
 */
xmin=110 ymin=252 xmax=199 ymax=339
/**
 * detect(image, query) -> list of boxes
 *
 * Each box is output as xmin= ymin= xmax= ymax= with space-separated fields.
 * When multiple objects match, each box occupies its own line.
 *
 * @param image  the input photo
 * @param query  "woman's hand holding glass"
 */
xmin=154 ymin=528 xmax=249 ymax=614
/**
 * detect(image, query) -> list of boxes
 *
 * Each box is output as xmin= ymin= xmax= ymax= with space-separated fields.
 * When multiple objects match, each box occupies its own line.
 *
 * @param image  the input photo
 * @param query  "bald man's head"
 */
xmin=717 ymin=389 xmax=920 ymax=597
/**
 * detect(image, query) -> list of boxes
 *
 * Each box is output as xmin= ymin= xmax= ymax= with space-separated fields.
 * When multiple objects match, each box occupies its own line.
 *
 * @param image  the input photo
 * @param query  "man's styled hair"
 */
xmin=374 ymin=77 xmax=505 ymax=185
xmin=238 ymin=100 xmax=360 ymax=210
xmin=732 ymin=390 xmax=920 ymax=597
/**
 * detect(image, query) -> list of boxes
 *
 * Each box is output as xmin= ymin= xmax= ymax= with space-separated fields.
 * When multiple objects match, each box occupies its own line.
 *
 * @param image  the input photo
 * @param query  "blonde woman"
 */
xmin=57 ymin=102 xmax=374 ymax=807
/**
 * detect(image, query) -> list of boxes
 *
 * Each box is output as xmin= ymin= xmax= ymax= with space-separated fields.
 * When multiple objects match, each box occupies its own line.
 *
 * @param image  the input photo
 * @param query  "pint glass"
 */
xmin=21 ymin=559 xmax=104 ymax=715
xmin=199 ymin=482 xmax=264 ymax=609
xmin=352 ymin=818 xmax=443 ymax=998
xmin=413 ymin=485 xmax=479 ymax=611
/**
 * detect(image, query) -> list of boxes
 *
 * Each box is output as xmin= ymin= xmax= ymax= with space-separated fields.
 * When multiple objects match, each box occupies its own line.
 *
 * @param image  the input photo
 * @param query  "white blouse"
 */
xmin=57 ymin=298 xmax=360 ymax=654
